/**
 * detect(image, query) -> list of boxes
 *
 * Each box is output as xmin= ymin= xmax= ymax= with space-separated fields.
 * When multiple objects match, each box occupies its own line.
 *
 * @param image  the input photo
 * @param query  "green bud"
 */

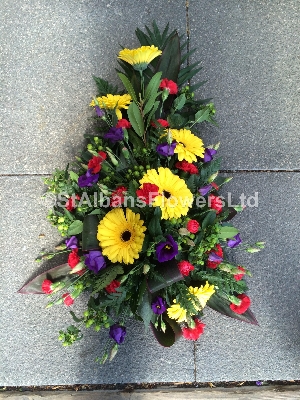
xmin=246 ymin=247 xmax=261 ymax=253
xmin=255 ymin=241 xmax=265 ymax=248
xmin=161 ymin=88 xmax=169 ymax=102
xmin=85 ymin=319 xmax=94 ymax=328
xmin=102 ymin=315 xmax=108 ymax=321
xmin=134 ymin=171 xmax=140 ymax=177
xmin=134 ymin=165 xmax=138 ymax=170
xmin=121 ymin=147 xmax=130 ymax=160
xmin=94 ymin=325 xmax=101 ymax=332
xmin=57 ymin=217 xmax=64 ymax=223
xmin=107 ymin=151 xmax=119 ymax=166
xmin=207 ymin=172 xmax=218 ymax=183
xmin=179 ymin=227 xmax=189 ymax=236
xmin=146 ymin=165 xmax=150 ymax=170
xmin=83 ymin=311 xmax=89 ymax=318
xmin=228 ymin=295 xmax=242 ymax=305
xmin=46 ymin=302 xmax=54 ymax=308
xmin=139 ymin=165 xmax=144 ymax=170
xmin=104 ymin=322 xmax=110 ymax=328
xmin=55 ymin=298 xmax=64 ymax=305
xmin=109 ymin=343 xmax=119 ymax=361
xmin=57 ymin=225 xmax=64 ymax=231
xmin=87 ymin=144 xmax=93 ymax=150
xmin=94 ymin=137 xmax=99 ymax=143
xmin=143 ymin=264 xmax=150 ymax=274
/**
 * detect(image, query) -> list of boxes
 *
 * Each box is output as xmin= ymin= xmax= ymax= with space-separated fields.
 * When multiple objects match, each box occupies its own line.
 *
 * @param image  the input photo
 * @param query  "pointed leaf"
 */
xmin=117 ymin=73 xmax=138 ymax=104
xmin=218 ymin=226 xmax=239 ymax=239
xmin=82 ymin=214 xmax=100 ymax=251
xmin=137 ymin=290 xmax=153 ymax=329
xmin=67 ymin=220 xmax=83 ymax=236
xmin=173 ymin=93 xmax=186 ymax=111
xmin=201 ymin=211 xmax=216 ymax=230
xmin=127 ymin=102 xmax=144 ymax=138
xmin=18 ymin=263 xmax=72 ymax=294
xmin=155 ymin=32 xmax=181 ymax=82
xmin=151 ymin=314 xmax=182 ymax=347
xmin=207 ymin=293 xmax=259 ymax=325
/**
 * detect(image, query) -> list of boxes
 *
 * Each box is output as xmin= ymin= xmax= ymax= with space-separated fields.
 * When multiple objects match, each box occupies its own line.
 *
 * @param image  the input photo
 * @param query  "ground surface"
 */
xmin=1 ymin=0 xmax=300 ymax=386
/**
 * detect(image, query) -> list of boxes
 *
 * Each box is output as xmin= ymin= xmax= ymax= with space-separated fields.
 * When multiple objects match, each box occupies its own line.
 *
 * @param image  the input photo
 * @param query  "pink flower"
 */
xmin=187 ymin=219 xmax=200 ymax=233
xmin=116 ymin=119 xmax=131 ymax=129
xmin=182 ymin=319 xmax=206 ymax=340
xmin=178 ymin=260 xmax=195 ymax=276
xmin=230 ymin=294 xmax=251 ymax=314
xmin=159 ymin=78 xmax=178 ymax=94
xmin=41 ymin=279 xmax=53 ymax=294
xmin=62 ymin=293 xmax=74 ymax=306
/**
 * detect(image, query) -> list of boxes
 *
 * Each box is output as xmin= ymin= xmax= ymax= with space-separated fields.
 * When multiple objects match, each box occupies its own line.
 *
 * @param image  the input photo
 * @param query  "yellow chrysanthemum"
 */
xmin=139 ymin=167 xmax=193 ymax=220
xmin=167 ymin=300 xmax=187 ymax=322
xmin=169 ymin=129 xmax=205 ymax=163
xmin=97 ymin=208 xmax=146 ymax=265
xmin=90 ymin=94 xmax=132 ymax=120
xmin=189 ymin=282 xmax=215 ymax=309
xmin=118 ymin=45 xmax=162 ymax=71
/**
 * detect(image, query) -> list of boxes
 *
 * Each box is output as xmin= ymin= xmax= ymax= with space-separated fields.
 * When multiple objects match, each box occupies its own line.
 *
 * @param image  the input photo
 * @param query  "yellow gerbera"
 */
xmin=189 ymin=282 xmax=215 ymax=309
xmin=97 ymin=208 xmax=146 ymax=265
xmin=167 ymin=300 xmax=187 ymax=322
xmin=169 ymin=129 xmax=205 ymax=163
xmin=118 ymin=45 xmax=162 ymax=71
xmin=139 ymin=167 xmax=193 ymax=220
xmin=90 ymin=94 xmax=132 ymax=120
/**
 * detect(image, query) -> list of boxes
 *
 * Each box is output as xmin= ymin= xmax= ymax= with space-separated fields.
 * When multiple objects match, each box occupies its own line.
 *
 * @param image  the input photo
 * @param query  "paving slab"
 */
xmin=189 ymin=0 xmax=300 ymax=170
xmin=195 ymin=172 xmax=300 ymax=381
xmin=0 ymin=0 xmax=186 ymax=175
xmin=0 ymin=176 xmax=194 ymax=386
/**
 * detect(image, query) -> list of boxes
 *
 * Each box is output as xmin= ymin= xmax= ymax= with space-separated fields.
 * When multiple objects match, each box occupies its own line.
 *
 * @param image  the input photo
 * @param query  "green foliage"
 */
xmin=92 ymin=265 xmax=124 ymax=294
xmin=93 ymin=76 xmax=119 ymax=96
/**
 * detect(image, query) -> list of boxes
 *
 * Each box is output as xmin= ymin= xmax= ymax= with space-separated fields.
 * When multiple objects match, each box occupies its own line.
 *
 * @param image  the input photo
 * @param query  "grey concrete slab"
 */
xmin=189 ymin=0 xmax=300 ymax=170
xmin=195 ymin=172 xmax=300 ymax=381
xmin=0 ymin=177 xmax=194 ymax=386
xmin=0 ymin=0 xmax=186 ymax=175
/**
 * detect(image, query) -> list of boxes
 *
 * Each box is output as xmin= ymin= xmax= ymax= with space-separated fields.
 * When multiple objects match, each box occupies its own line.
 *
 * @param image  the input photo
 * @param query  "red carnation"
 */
xmin=234 ymin=266 xmax=246 ymax=281
xmin=88 ymin=151 xmax=107 ymax=174
xmin=182 ymin=319 xmax=206 ymax=341
xmin=230 ymin=294 xmax=251 ymax=314
xmin=65 ymin=194 xmax=80 ymax=211
xmin=110 ymin=186 xmax=127 ymax=207
xmin=178 ymin=260 xmax=195 ymax=276
xmin=116 ymin=119 xmax=131 ymax=129
xmin=207 ymin=244 xmax=223 ymax=269
xmin=41 ymin=279 xmax=53 ymax=294
xmin=105 ymin=280 xmax=121 ymax=293
xmin=62 ymin=293 xmax=74 ymax=306
xmin=211 ymin=182 xmax=219 ymax=191
xmin=175 ymin=160 xmax=199 ymax=175
xmin=136 ymin=183 xmax=160 ymax=205
xmin=68 ymin=248 xmax=80 ymax=268
xmin=209 ymin=194 xmax=223 ymax=214
xmin=159 ymin=78 xmax=178 ymax=95
xmin=187 ymin=219 xmax=200 ymax=233
xmin=150 ymin=119 xmax=169 ymax=128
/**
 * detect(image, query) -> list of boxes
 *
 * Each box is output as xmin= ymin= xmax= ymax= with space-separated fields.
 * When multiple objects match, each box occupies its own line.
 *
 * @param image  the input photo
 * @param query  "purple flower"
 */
xmin=104 ymin=127 xmax=124 ymax=143
xmin=202 ymin=148 xmax=217 ymax=163
xmin=199 ymin=184 xmax=212 ymax=196
xmin=65 ymin=236 xmax=78 ymax=249
xmin=156 ymin=142 xmax=176 ymax=157
xmin=208 ymin=252 xmax=223 ymax=263
xmin=256 ymin=381 xmax=262 ymax=386
xmin=95 ymin=105 xmax=105 ymax=118
xmin=156 ymin=235 xmax=178 ymax=263
xmin=78 ymin=169 xmax=99 ymax=188
xmin=84 ymin=250 xmax=106 ymax=274
xmin=151 ymin=297 xmax=167 ymax=315
xmin=109 ymin=324 xmax=126 ymax=344
xmin=227 ymin=234 xmax=242 ymax=248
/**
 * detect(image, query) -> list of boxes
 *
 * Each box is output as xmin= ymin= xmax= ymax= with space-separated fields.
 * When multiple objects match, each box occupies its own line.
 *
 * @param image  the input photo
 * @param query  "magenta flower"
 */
xmin=84 ymin=250 xmax=106 ymax=274
xmin=156 ymin=142 xmax=176 ymax=157
xmin=65 ymin=236 xmax=78 ymax=249
xmin=95 ymin=106 xmax=105 ymax=117
xmin=199 ymin=184 xmax=212 ymax=196
xmin=202 ymin=148 xmax=217 ymax=163
xmin=156 ymin=235 xmax=178 ymax=262
xmin=151 ymin=297 xmax=167 ymax=315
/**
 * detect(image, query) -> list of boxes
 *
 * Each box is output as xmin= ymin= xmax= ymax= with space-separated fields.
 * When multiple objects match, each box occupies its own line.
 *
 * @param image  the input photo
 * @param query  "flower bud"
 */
xmin=161 ymin=88 xmax=169 ymax=102
xmin=246 ymin=247 xmax=261 ymax=253
xmin=109 ymin=343 xmax=119 ymax=361
xmin=107 ymin=151 xmax=119 ymax=166
xmin=179 ymin=228 xmax=190 ymax=236
xmin=207 ymin=172 xmax=218 ymax=183
xmin=121 ymin=147 xmax=130 ymax=159
xmin=143 ymin=264 xmax=150 ymax=274
xmin=69 ymin=261 xmax=85 ymax=274
xmin=228 ymin=295 xmax=242 ymax=305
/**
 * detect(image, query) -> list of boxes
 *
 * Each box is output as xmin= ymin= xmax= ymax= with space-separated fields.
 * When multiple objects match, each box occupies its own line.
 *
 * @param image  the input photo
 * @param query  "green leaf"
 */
xmin=167 ymin=113 xmax=188 ymax=129
xmin=67 ymin=220 xmax=83 ymax=236
xmin=92 ymin=265 xmax=124 ymax=294
xmin=88 ymin=209 xmax=102 ymax=215
xmin=207 ymin=293 xmax=258 ymax=325
xmin=200 ymin=158 xmax=221 ymax=184
xmin=144 ymin=72 xmax=162 ymax=103
xmin=117 ymin=72 xmax=138 ymax=103
xmin=127 ymin=102 xmax=144 ymax=137
xmin=137 ymin=291 xmax=153 ymax=329
xmin=150 ymin=314 xmax=182 ymax=347
xmin=186 ymin=175 xmax=196 ymax=192
xmin=173 ymin=93 xmax=186 ymax=111
xmin=155 ymin=32 xmax=181 ymax=82
xmin=194 ymin=108 xmax=211 ymax=124
xmin=201 ymin=211 xmax=216 ymax=230
xmin=146 ymin=101 xmax=160 ymax=128
xmin=69 ymin=311 xmax=83 ymax=323
xmin=82 ymin=215 xmax=100 ymax=251
xmin=69 ymin=171 xmax=79 ymax=182
xmin=93 ymin=76 xmax=119 ymax=96
xmin=148 ymin=215 xmax=163 ymax=238
xmin=218 ymin=226 xmax=239 ymax=239
xmin=147 ymin=259 xmax=183 ymax=293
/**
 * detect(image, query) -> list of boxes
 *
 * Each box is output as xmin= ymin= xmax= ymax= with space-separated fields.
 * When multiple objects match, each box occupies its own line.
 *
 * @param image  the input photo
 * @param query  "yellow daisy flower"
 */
xmin=97 ymin=208 xmax=146 ymax=265
xmin=169 ymin=128 xmax=205 ymax=163
xmin=139 ymin=167 xmax=193 ymax=220
xmin=118 ymin=45 xmax=162 ymax=71
xmin=90 ymin=94 xmax=132 ymax=120
xmin=167 ymin=300 xmax=187 ymax=323
xmin=189 ymin=282 xmax=215 ymax=309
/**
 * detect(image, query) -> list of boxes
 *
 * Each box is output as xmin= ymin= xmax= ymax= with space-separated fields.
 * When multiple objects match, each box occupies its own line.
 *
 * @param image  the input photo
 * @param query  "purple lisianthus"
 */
xmin=65 ymin=236 xmax=78 ymax=249
xmin=151 ymin=296 xmax=167 ymax=315
xmin=156 ymin=234 xmax=178 ymax=263
xmin=208 ymin=252 xmax=223 ymax=263
xmin=199 ymin=184 xmax=212 ymax=196
xmin=104 ymin=127 xmax=124 ymax=143
xmin=78 ymin=169 xmax=99 ymax=188
xmin=95 ymin=105 xmax=105 ymax=118
xmin=109 ymin=324 xmax=126 ymax=344
xmin=227 ymin=234 xmax=242 ymax=248
xmin=84 ymin=250 xmax=106 ymax=274
xmin=202 ymin=148 xmax=217 ymax=163
xmin=156 ymin=142 xmax=176 ymax=157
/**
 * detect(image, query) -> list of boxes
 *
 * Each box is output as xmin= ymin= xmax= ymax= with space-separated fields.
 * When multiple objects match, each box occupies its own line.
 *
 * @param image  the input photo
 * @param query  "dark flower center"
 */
xmin=121 ymin=230 xmax=132 ymax=242
xmin=163 ymin=190 xmax=171 ymax=199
